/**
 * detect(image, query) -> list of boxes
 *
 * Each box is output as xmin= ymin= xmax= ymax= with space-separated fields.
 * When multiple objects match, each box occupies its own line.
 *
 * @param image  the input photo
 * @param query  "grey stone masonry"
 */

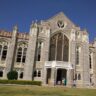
xmin=4 ymin=25 xmax=18 ymax=78
xmin=23 ymin=23 xmax=38 ymax=80
xmin=50 ymin=68 xmax=56 ymax=85
xmin=82 ymin=42 xmax=90 ymax=87
xmin=41 ymin=27 xmax=50 ymax=61
xmin=70 ymin=41 xmax=76 ymax=78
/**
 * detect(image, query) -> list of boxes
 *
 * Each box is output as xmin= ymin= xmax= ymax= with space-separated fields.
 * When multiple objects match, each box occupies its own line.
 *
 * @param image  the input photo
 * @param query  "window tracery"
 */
xmin=50 ymin=33 xmax=69 ymax=61
xmin=0 ymin=41 xmax=8 ymax=62
xmin=16 ymin=42 xmax=27 ymax=63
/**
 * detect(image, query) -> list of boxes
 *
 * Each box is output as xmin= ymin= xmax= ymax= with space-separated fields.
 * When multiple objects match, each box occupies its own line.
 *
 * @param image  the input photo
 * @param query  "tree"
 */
xmin=7 ymin=71 xmax=18 ymax=80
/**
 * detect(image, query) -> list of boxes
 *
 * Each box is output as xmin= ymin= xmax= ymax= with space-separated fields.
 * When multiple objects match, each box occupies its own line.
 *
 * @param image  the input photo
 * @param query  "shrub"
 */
xmin=7 ymin=71 xmax=18 ymax=80
xmin=0 ymin=80 xmax=42 ymax=86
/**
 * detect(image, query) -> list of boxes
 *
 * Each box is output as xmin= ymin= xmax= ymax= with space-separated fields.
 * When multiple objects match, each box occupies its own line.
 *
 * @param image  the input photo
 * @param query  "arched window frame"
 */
xmin=0 ymin=41 xmax=8 ymax=61
xmin=16 ymin=47 xmax=22 ymax=62
xmin=76 ymin=46 xmax=81 ymax=65
xmin=50 ymin=33 xmax=69 ymax=61
xmin=22 ymin=48 xmax=27 ymax=63
xmin=75 ymin=73 xmax=81 ymax=80
xmin=0 ymin=45 xmax=2 ymax=56
xmin=16 ymin=42 xmax=27 ymax=63
xmin=89 ymin=54 xmax=92 ymax=69
xmin=36 ymin=41 xmax=42 ymax=61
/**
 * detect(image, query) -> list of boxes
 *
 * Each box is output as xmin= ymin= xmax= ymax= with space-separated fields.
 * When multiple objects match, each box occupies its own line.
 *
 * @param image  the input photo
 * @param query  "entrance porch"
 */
xmin=44 ymin=61 xmax=74 ymax=86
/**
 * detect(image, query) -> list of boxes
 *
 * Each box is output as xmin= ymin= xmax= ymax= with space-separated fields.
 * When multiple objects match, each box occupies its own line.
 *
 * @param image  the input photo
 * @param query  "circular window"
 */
xmin=57 ymin=20 xmax=64 ymax=28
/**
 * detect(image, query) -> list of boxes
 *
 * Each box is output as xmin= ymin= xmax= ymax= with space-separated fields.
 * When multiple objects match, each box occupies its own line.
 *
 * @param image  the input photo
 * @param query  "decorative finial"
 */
xmin=30 ymin=20 xmax=37 ymax=28
xmin=13 ymin=25 xmax=18 ymax=31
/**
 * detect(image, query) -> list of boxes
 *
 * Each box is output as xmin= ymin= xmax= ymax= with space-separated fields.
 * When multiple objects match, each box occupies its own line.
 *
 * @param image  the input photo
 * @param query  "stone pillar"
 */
xmin=42 ymin=67 xmax=47 ymax=85
xmin=82 ymin=42 xmax=90 ymax=87
xmin=70 ymin=41 xmax=76 ymax=78
xmin=4 ymin=25 xmax=18 ymax=78
xmin=23 ymin=22 xmax=38 ymax=80
xmin=50 ymin=68 xmax=56 ymax=85
xmin=67 ymin=69 xmax=73 ymax=87
xmin=40 ymin=27 xmax=50 ymax=84
xmin=41 ymin=27 xmax=50 ymax=61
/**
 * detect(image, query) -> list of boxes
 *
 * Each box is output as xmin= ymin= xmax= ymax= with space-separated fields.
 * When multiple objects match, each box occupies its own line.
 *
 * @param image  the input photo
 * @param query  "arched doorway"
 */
xmin=56 ymin=69 xmax=67 ymax=85
xmin=50 ymin=33 xmax=69 ymax=61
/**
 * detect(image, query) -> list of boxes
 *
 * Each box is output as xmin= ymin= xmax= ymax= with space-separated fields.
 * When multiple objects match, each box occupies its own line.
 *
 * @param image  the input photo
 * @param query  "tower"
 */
xmin=4 ymin=25 xmax=18 ymax=78
xmin=23 ymin=22 xmax=38 ymax=80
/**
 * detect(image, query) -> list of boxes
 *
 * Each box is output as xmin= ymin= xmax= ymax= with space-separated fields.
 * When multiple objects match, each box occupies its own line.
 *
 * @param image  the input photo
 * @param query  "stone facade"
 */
xmin=0 ymin=12 xmax=96 ymax=87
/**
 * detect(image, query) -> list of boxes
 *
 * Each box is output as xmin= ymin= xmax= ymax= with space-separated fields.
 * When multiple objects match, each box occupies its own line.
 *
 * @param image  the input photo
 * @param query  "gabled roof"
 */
xmin=46 ymin=12 xmax=75 ymax=27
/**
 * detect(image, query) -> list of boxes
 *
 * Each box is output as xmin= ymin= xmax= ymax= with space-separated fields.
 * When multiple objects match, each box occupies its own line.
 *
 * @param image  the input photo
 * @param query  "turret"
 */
xmin=4 ymin=25 xmax=18 ymax=78
xmin=23 ymin=21 xmax=38 ymax=80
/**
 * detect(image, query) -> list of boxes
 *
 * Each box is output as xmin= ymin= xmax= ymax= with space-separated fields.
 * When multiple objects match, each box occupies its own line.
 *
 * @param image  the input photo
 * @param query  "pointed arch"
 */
xmin=63 ymin=35 xmax=69 ymax=61
xmin=50 ymin=33 xmax=69 ymax=61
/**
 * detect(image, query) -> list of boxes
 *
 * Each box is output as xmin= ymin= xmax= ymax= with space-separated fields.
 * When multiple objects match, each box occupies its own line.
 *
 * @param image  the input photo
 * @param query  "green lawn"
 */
xmin=0 ymin=85 xmax=96 ymax=96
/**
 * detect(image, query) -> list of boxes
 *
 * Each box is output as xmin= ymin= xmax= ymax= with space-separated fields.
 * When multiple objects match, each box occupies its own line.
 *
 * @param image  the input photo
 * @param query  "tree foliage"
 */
xmin=7 ymin=71 xmax=18 ymax=80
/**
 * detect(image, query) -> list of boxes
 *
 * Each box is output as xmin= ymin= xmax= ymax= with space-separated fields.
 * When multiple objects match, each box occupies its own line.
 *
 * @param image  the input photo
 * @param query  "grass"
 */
xmin=0 ymin=85 xmax=96 ymax=96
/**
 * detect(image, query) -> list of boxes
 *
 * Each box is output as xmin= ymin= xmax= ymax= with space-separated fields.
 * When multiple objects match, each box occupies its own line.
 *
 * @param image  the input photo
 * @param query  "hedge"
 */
xmin=0 ymin=80 xmax=42 ymax=86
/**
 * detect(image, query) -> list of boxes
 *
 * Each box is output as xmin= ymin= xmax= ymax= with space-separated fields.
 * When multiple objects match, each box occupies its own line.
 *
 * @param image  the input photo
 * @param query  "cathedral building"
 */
xmin=0 ymin=12 xmax=96 ymax=87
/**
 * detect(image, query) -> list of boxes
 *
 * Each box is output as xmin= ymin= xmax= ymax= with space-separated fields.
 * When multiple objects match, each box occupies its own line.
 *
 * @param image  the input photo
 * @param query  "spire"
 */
xmin=13 ymin=25 xmax=18 ymax=32
xmin=30 ymin=20 xmax=37 ymax=28
xmin=12 ymin=25 xmax=18 ymax=37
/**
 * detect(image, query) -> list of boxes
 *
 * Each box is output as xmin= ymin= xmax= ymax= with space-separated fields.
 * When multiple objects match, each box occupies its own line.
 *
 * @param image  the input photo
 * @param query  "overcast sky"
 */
xmin=0 ymin=0 xmax=96 ymax=42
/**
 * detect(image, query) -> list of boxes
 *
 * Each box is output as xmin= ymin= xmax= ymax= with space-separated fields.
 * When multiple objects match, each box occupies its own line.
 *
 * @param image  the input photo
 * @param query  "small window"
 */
xmin=22 ymin=48 xmax=27 ymax=63
xmin=75 ymin=74 xmax=77 ymax=80
xmin=16 ymin=47 xmax=22 ymax=62
xmin=1 ymin=46 xmax=8 ymax=60
xmin=76 ymin=46 xmax=79 ymax=65
xmin=34 ymin=70 xmax=37 ymax=77
xmin=0 ymin=71 xmax=3 ymax=77
xmin=36 ymin=42 xmax=42 ymax=61
xmin=0 ymin=45 xmax=2 ymax=55
xmin=89 ymin=55 xmax=92 ymax=69
xmin=38 ymin=71 xmax=41 ymax=77
xmin=19 ymin=72 xmax=23 ymax=79
xmin=78 ymin=74 xmax=81 ymax=80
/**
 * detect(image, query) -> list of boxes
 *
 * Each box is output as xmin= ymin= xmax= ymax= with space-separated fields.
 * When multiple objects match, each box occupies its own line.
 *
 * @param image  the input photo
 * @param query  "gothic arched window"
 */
xmin=16 ymin=46 xmax=27 ymax=63
xmin=50 ymin=33 xmax=69 ymax=61
xmin=16 ymin=47 xmax=22 ymax=62
xmin=36 ymin=41 xmax=42 ymax=61
xmin=63 ymin=35 xmax=69 ymax=61
xmin=89 ymin=54 xmax=92 ymax=69
xmin=1 ymin=46 xmax=8 ymax=60
xmin=50 ymin=35 xmax=56 ymax=60
xmin=76 ymin=46 xmax=80 ymax=65
xmin=22 ymin=48 xmax=27 ymax=63
xmin=0 ymin=45 xmax=2 ymax=55
xmin=57 ymin=33 xmax=63 ymax=61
